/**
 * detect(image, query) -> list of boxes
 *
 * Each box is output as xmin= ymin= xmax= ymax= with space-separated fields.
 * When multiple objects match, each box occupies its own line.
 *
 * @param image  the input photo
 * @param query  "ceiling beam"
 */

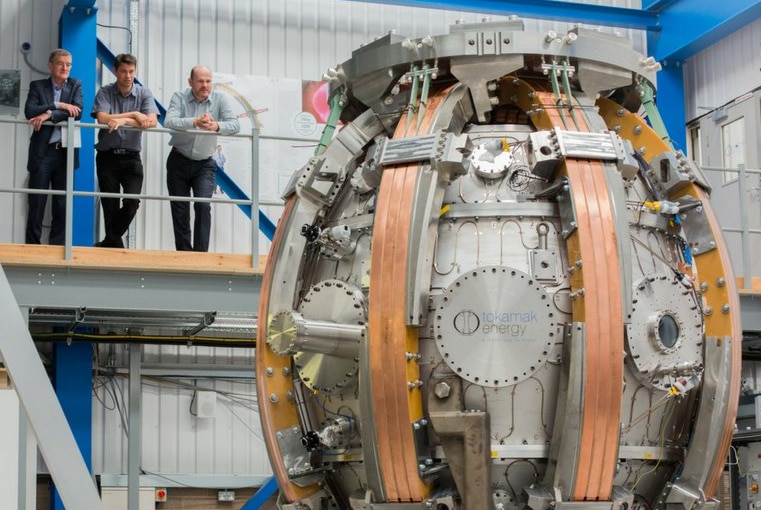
xmin=641 ymin=0 xmax=677 ymax=12
xmin=342 ymin=0 xmax=659 ymax=30
xmin=64 ymin=0 xmax=97 ymax=7
xmin=648 ymin=0 xmax=761 ymax=61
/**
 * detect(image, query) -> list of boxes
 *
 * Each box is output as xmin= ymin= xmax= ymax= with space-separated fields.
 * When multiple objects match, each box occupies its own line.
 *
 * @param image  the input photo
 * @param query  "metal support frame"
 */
xmin=128 ymin=345 xmax=142 ymax=510
xmin=0 ymin=265 xmax=102 ymax=509
xmin=345 ymin=0 xmax=761 ymax=166
xmin=3 ymin=264 xmax=261 ymax=314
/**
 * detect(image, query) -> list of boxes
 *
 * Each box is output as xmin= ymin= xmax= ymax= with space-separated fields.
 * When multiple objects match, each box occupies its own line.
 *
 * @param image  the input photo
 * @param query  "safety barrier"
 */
xmin=0 ymin=116 xmax=319 ymax=267
xmin=700 ymin=163 xmax=761 ymax=290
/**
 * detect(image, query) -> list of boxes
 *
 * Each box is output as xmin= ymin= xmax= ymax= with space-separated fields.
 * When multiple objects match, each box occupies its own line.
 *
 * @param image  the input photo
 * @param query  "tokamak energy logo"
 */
xmin=453 ymin=309 xmax=538 ymax=338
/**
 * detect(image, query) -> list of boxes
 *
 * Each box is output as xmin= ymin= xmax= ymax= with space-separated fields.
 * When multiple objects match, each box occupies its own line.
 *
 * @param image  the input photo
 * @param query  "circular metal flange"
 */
xmin=267 ymin=310 xmax=299 ymax=356
xmin=294 ymin=279 xmax=365 ymax=393
xmin=469 ymin=140 xmax=514 ymax=180
xmin=434 ymin=266 xmax=555 ymax=387
xmin=626 ymin=273 xmax=703 ymax=391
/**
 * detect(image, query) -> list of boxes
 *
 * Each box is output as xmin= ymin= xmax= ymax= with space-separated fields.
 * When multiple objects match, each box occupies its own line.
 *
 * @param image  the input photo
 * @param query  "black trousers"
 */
xmin=166 ymin=149 xmax=216 ymax=252
xmin=96 ymin=150 xmax=143 ymax=245
xmin=26 ymin=144 xmax=67 ymax=244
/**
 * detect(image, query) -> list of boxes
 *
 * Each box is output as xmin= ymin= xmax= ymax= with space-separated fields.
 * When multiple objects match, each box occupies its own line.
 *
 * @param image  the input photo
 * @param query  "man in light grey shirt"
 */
xmin=164 ymin=65 xmax=240 ymax=251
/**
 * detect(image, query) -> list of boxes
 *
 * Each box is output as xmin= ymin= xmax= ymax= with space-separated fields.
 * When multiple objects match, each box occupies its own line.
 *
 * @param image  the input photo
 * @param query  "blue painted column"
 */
xmin=654 ymin=61 xmax=687 ymax=153
xmin=52 ymin=342 xmax=93 ymax=510
xmin=53 ymin=6 xmax=98 ymax=506
xmin=241 ymin=476 xmax=279 ymax=509
xmin=60 ymin=3 xmax=98 ymax=247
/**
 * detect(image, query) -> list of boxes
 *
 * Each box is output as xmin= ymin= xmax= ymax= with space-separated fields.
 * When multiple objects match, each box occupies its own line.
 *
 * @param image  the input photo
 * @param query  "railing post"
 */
xmin=738 ymin=163 xmax=752 ymax=290
xmin=64 ymin=116 xmax=77 ymax=260
xmin=251 ymin=124 xmax=260 ymax=269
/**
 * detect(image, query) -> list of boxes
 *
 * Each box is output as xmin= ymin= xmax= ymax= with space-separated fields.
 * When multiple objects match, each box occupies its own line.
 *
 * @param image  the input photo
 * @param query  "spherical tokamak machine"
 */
xmin=257 ymin=18 xmax=741 ymax=510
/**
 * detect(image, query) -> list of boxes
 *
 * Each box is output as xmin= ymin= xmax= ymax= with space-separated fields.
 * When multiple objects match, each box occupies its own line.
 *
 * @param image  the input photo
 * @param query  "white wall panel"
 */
xmin=92 ymin=345 xmax=265 ymax=478
xmin=684 ymin=16 xmax=761 ymax=123
xmin=0 ymin=0 xmax=67 ymax=244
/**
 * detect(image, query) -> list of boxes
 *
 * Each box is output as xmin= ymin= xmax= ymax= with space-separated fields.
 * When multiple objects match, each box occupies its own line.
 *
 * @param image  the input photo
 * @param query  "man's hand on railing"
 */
xmin=131 ymin=111 xmax=155 ymax=128
xmin=105 ymin=117 xmax=128 ymax=132
xmin=56 ymin=102 xmax=82 ymax=117
xmin=193 ymin=112 xmax=220 ymax=132
xmin=28 ymin=111 xmax=52 ymax=131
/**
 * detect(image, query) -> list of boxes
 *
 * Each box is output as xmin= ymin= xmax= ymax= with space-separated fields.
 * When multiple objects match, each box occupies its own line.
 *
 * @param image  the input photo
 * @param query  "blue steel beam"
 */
xmin=61 ymin=4 xmax=98 ymax=247
xmin=52 ymin=342 xmax=94 ymax=510
xmin=342 ymin=0 xmax=659 ymax=29
xmin=641 ymin=0 xmax=677 ymax=11
xmin=650 ymin=62 xmax=686 ymax=152
xmin=215 ymin=169 xmax=276 ymax=240
xmin=241 ymin=476 xmax=279 ymax=509
xmin=647 ymin=0 xmax=761 ymax=61
xmin=56 ymin=6 xmax=97 ymax=507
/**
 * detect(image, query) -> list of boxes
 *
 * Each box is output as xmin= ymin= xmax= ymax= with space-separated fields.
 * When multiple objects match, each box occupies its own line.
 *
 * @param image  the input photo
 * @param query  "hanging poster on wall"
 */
xmin=0 ymin=70 xmax=21 ymax=116
xmin=211 ymin=73 xmax=333 ymax=203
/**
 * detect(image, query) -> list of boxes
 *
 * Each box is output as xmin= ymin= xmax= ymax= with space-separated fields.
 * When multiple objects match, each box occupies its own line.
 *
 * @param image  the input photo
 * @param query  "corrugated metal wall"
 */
xmin=2 ymin=0 xmax=645 ymax=480
xmin=92 ymin=344 xmax=266 ymax=477
xmin=0 ymin=0 xmax=68 ymax=244
xmin=684 ymin=16 xmax=761 ymax=123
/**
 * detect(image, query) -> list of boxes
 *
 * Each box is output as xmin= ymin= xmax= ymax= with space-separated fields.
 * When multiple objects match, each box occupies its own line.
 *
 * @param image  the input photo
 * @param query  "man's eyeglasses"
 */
xmin=52 ymin=62 xmax=73 ymax=68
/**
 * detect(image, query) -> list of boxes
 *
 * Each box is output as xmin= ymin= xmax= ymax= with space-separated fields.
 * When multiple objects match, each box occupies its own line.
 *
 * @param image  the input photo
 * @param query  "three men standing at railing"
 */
xmin=23 ymin=52 xmax=240 ymax=251
xmin=91 ymin=53 xmax=159 ymax=248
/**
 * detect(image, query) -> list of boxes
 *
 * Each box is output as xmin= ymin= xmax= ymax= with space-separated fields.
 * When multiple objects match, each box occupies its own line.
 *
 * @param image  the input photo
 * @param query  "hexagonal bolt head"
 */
xmin=434 ymin=381 xmax=451 ymax=399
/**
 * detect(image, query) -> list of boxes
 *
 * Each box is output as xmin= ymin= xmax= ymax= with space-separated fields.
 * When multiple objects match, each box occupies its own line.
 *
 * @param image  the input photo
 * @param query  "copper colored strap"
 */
xmin=256 ymin=198 xmax=320 ymax=503
xmin=536 ymin=91 xmax=624 ymax=501
xmin=367 ymin=87 xmax=454 ymax=502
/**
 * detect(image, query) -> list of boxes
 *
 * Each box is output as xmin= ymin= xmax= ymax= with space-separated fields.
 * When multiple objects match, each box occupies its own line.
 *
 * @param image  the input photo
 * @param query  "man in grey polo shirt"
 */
xmin=92 ymin=53 xmax=159 ymax=248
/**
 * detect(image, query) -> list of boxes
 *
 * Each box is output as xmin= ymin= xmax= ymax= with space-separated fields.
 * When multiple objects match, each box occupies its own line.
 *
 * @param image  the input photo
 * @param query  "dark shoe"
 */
xmin=95 ymin=238 xmax=125 ymax=248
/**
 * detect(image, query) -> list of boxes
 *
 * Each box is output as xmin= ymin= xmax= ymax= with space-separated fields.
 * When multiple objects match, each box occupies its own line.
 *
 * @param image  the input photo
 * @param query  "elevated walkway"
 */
xmin=0 ymin=243 xmax=265 ymax=509
xmin=0 ymin=243 xmax=263 ymax=340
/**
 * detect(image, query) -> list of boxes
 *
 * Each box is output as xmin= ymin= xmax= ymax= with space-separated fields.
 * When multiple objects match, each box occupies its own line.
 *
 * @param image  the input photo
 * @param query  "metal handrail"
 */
xmin=7 ymin=115 xmax=757 ymax=287
xmin=0 ymin=116 xmax=319 ymax=267
xmin=700 ymin=163 xmax=761 ymax=290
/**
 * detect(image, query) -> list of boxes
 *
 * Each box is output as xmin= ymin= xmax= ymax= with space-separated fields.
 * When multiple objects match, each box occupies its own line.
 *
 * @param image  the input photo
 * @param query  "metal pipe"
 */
xmin=416 ymin=65 xmax=432 ymax=132
xmin=128 ymin=344 xmax=142 ymax=510
xmin=315 ymin=92 xmax=345 ymax=156
xmin=64 ymin=116 xmax=76 ymax=260
xmin=699 ymin=164 xmax=761 ymax=175
xmin=405 ymin=66 xmax=420 ymax=134
xmin=738 ymin=164 xmax=752 ymax=290
xmin=0 ymin=187 xmax=256 ymax=204
xmin=267 ymin=310 xmax=363 ymax=359
xmin=252 ymin=125 xmax=260 ymax=268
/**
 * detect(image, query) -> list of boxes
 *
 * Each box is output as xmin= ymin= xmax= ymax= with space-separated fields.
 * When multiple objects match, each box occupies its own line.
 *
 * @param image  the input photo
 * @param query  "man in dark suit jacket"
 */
xmin=24 ymin=48 xmax=83 ymax=245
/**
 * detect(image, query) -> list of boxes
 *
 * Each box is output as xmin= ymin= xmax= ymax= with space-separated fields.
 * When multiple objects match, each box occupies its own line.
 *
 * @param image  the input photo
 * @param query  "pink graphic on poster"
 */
xmin=302 ymin=80 xmax=336 ymax=124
